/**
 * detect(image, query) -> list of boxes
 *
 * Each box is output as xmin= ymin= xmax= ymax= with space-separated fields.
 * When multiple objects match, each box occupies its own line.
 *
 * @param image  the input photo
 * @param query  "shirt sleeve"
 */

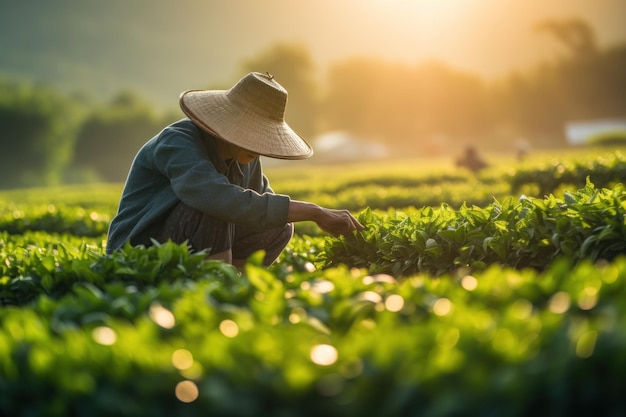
xmin=151 ymin=128 xmax=290 ymax=228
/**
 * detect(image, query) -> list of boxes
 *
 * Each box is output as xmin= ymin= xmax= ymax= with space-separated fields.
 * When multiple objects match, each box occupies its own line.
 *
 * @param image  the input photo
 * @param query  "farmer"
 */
xmin=106 ymin=72 xmax=364 ymax=267
xmin=455 ymin=145 xmax=489 ymax=173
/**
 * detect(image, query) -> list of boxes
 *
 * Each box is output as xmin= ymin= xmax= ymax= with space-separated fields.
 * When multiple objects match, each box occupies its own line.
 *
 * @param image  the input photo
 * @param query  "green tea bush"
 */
xmin=321 ymin=181 xmax=626 ymax=276
xmin=509 ymin=149 xmax=626 ymax=196
xmin=0 ymin=232 xmax=321 ymax=307
xmin=586 ymin=130 xmax=626 ymax=147
xmin=0 ymin=242 xmax=625 ymax=416
xmin=0 ymin=202 xmax=110 ymax=236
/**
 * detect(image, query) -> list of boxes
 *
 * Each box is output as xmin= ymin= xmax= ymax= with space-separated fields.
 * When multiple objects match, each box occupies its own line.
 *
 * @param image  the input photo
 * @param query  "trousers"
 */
xmin=154 ymin=201 xmax=293 ymax=266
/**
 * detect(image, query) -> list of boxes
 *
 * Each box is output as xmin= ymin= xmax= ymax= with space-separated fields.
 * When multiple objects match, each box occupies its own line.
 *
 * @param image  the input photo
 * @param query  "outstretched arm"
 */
xmin=288 ymin=200 xmax=364 ymax=237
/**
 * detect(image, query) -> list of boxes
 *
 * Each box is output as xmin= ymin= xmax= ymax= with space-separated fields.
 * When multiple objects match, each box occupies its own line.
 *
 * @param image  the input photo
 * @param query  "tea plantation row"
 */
xmin=322 ymin=180 xmax=625 ymax=276
xmin=1 ymin=149 xmax=624 ymax=235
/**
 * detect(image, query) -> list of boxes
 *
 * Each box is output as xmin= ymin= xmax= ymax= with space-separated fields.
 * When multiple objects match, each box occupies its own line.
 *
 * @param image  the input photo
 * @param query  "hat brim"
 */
xmin=179 ymin=89 xmax=313 ymax=160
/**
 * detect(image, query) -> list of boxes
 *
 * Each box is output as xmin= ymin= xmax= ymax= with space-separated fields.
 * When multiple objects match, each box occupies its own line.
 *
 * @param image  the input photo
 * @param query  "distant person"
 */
xmin=515 ymin=139 xmax=530 ymax=162
xmin=106 ymin=72 xmax=364 ymax=267
xmin=455 ymin=145 xmax=488 ymax=173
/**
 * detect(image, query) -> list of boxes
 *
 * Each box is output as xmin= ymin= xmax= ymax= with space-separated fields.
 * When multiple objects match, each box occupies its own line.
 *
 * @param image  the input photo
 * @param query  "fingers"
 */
xmin=350 ymin=213 xmax=365 ymax=231
xmin=324 ymin=209 xmax=364 ymax=236
xmin=343 ymin=209 xmax=364 ymax=230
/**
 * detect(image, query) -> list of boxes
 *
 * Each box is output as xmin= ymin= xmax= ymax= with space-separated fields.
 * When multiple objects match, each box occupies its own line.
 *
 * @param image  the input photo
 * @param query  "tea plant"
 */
xmin=320 ymin=181 xmax=626 ymax=276
xmin=0 ymin=244 xmax=625 ymax=416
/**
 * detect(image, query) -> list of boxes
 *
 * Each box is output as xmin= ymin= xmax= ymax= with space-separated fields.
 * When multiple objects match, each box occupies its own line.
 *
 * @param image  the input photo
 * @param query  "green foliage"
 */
xmin=0 ymin=183 xmax=118 ymax=237
xmin=268 ymin=148 xmax=626 ymax=212
xmin=321 ymin=181 xmax=626 ymax=276
xmin=1 ymin=149 xmax=626 ymax=416
xmin=71 ymin=91 xmax=165 ymax=183
xmin=510 ymin=149 xmax=626 ymax=196
xmin=1 ymin=234 xmax=625 ymax=416
xmin=0 ymin=80 xmax=83 ymax=188
xmin=0 ymin=203 xmax=110 ymax=237
xmin=586 ymin=130 xmax=626 ymax=147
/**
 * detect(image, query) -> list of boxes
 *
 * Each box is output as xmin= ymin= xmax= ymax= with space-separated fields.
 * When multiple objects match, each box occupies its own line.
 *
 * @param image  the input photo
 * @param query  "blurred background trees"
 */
xmin=0 ymin=80 xmax=83 ymax=188
xmin=70 ymin=91 xmax=174 ymax=183
xmin=0 ymin=19 xmax=625 ymax=188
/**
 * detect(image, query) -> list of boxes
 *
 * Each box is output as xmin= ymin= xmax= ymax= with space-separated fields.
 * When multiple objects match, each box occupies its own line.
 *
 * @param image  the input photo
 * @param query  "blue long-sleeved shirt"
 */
xmin=106 ymin=118 xmax=290 ymax=253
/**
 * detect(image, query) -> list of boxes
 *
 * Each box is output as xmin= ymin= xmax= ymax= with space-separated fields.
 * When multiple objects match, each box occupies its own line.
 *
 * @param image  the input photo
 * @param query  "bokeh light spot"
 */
xmin=172 ymin=349 xmax=194 ymax=370
xmin=433 ymin=298 xmax=452 ymax=316
xmin=149 ymin=303 xmax=176 ymax=329
xmin=461 ymin=275 xmax=478 ymax=291
xmin=359 ymin=291 xmax=382 ymax=304
xmin=92 ymin=326 xmax=117 ymax=346
xmin=548 ymin=291 xmax=570 ymax=314
xmin=180 ymin=361 xmax=204 ymax=380
xmin=219 ymin=319 xmax=239 ymax=338
xmin=175 ymin=380 xmax=199 ymax=403
xmin=578 ymin=287 xmax=598 ymax=310
xmin=310 ymin=344 xmax=338 ymax=366
xmin=384 ymin=294 xmax=404 ymax=312
xmin=312 ymin=279 xmax=335 ymax=294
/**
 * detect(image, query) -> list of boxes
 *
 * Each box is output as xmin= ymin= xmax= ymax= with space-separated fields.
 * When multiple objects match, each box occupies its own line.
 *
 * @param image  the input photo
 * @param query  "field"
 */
xmin=1 ymin=147 xmax=625 ymax=416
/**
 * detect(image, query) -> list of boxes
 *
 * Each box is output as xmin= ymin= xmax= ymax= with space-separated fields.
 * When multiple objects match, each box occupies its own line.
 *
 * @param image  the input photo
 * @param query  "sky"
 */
xmin=1 ymin=0 xmax=625 ymax=107
xmin=233 ymin=0 xmax=626 ymax=77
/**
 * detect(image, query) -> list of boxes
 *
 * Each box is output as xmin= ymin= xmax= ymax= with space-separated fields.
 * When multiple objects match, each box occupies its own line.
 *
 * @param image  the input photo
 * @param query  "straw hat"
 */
xmin=179 ymin=72 xmax=313 ymax=160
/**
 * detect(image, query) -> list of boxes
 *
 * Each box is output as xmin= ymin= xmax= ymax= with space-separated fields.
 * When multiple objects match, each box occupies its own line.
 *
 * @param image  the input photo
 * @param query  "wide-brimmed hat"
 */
xmin=179 ymin=72 xmax=313 ymax=160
